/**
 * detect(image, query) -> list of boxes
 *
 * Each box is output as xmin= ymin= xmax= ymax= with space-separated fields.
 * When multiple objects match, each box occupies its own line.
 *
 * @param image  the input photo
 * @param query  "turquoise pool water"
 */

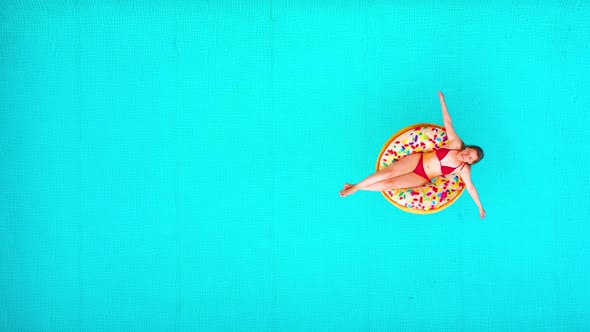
xmin=1 ymin=1 xmax=589 ymax=331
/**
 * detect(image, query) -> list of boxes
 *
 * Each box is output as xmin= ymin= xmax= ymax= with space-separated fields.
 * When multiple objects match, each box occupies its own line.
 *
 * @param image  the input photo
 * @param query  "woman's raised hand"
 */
xmin=479 ymin=208 xmax=486 ymax=219
xmin=437 ymin=91 xmax=445 ymax=100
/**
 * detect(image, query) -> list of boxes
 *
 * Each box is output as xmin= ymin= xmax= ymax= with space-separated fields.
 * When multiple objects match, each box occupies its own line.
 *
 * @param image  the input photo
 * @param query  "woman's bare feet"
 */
xmin=339 ymin=183 xmax=356 ymax=197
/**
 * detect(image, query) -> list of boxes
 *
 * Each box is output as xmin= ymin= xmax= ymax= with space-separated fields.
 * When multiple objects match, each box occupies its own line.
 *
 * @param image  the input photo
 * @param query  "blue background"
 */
xmin=1 ymin=1 xmax=589 ymax=331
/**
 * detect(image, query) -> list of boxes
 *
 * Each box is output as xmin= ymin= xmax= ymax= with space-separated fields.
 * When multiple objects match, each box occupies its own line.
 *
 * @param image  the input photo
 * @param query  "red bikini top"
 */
xmin=435 ymin=148 xmax=466 ymax=175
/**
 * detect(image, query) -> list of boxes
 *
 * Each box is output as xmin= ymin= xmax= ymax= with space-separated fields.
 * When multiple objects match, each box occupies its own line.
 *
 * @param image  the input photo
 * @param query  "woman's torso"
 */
xmin=421 ymin=147 xmax=466 ymax=179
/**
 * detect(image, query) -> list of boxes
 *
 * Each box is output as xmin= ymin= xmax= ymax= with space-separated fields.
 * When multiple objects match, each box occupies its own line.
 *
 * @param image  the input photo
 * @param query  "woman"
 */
xmin=339 ymin=92 xmax=486 ymax=219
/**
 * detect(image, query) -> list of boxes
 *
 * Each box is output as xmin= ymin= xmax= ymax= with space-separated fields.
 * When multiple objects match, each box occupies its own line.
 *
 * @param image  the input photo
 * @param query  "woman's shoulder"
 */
xmin=441 ymin=139 xmax=463 ymax=150
xmin=457 ymin=162 xmax=471 ymax=176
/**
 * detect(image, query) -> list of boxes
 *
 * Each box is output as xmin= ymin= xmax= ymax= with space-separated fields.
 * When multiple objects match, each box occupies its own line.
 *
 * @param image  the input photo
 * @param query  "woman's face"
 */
xmin=461 ymin=148 xmax=479 ymax=164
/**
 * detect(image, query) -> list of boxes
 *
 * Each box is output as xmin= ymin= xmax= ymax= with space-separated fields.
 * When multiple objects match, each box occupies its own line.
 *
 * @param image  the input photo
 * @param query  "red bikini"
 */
xmin=413 ymin=148 xmax=465 ymax=181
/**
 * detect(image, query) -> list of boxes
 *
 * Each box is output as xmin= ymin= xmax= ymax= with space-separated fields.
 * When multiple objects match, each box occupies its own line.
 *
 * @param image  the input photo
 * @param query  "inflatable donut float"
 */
xmin=376 ymin=123 xmax=465 ymax=213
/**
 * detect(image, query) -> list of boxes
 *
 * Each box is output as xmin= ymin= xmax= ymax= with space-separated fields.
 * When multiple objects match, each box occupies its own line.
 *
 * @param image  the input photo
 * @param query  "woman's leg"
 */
xmin=340 ymin=153 xmax=422 ymax=197
xmin=358 ymin=173 xmax=429 ymax=192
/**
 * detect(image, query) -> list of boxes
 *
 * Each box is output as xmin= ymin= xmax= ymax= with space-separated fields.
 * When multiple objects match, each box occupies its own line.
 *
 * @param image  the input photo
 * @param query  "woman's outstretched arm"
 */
xmin=458 ymin=167 xmax=486 ymax=219
xmin=437 ymin=91 xmax=462 ymax=145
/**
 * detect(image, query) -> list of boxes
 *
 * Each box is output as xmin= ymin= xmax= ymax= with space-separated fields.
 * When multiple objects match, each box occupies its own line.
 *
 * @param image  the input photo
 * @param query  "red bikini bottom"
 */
xmin=412 ymin=154 xmax=430 ymax=181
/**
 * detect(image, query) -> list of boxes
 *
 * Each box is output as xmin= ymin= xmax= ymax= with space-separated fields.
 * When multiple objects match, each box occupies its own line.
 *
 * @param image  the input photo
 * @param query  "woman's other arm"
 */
xmin=437 ymin=91 xmax=462 ymax=146
xmin=459 ymin=167 xmax=486 ymax=219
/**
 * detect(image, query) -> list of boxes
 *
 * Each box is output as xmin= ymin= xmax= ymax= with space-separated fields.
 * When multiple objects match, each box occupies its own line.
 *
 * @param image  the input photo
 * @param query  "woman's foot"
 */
xmin=339 ymin=183 xmax=356 ymax=197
